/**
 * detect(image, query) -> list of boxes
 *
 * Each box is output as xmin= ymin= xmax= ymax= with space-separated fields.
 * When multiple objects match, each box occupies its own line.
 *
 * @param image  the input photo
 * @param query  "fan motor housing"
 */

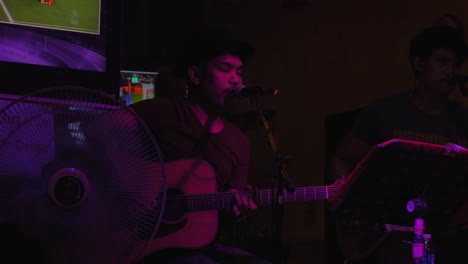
xmin=48 ymin=167 xmax=89 ymax=209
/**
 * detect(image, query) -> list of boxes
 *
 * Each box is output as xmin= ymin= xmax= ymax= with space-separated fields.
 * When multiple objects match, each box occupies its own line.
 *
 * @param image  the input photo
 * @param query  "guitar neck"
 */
xmin=183 ymin=186 xmax=332 ymax=212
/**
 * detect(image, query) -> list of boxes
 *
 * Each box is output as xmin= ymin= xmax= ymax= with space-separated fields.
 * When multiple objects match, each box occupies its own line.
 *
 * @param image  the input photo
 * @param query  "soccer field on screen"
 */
xmin=0 ymin=0 xmax=100 ymax=34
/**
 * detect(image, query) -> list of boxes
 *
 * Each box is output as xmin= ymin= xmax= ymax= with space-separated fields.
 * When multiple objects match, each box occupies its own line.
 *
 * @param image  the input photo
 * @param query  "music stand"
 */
xmin=328 ymin=139 xmax=468 ymax=260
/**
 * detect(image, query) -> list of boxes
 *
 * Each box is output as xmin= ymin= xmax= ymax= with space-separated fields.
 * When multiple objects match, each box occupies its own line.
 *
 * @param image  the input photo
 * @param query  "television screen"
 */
xmin=119 ymin=70 xmax=159 ymax=106
xmin=0 ymin=0 xmax=103 ymax=70
xmin=0 ymin=0 xmax=121 ymax=98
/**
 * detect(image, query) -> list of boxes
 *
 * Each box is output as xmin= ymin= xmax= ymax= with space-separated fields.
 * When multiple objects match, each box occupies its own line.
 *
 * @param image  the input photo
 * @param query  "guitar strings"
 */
xmin=149 ymin=186 xmax=343 ymax=208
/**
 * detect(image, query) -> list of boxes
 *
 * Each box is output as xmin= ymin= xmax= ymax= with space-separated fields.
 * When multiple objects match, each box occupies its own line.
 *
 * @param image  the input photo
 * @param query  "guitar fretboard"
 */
xmin=168 ymin=186 xmax=336 ymax=212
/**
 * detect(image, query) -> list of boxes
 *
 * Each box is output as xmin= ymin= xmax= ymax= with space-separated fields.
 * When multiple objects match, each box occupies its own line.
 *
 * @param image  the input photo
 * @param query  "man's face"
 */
xmin=200 ymin=54 xmax=244 ymax=107
xmin=419 ymin=48 xmax=459 ymax=96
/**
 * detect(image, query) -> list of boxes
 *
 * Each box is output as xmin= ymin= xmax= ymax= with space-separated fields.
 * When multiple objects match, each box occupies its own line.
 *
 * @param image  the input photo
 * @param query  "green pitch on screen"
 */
xmin=0 ymin=0 xmax=100 ymax=34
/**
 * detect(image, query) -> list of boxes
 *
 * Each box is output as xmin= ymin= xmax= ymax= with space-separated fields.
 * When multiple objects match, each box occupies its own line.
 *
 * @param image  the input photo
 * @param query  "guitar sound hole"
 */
xmin=163 ymin=188 xmax=188 ymax=223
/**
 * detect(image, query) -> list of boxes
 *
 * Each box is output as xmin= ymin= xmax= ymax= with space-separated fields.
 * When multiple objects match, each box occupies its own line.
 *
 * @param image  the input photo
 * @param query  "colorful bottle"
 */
xmin=412 ymin=217 xmax=425 ymax=264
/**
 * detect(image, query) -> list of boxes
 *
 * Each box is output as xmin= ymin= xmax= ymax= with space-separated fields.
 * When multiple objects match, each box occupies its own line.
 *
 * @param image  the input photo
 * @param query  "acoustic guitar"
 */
xmin=127 ymin=158 xmax=343 ymax=262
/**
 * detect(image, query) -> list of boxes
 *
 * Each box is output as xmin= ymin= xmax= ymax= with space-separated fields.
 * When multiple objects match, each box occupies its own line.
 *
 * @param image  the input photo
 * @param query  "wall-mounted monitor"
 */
xmin=0 ymin=0 xmax=122 ymax=98
xmin=119 ymin=70 xmax=159 ymax=106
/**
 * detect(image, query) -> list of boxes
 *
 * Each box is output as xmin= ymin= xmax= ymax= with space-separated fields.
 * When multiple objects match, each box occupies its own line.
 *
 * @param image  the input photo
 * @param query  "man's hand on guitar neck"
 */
xmin=227 ymin=185 xmax=257 ymax=221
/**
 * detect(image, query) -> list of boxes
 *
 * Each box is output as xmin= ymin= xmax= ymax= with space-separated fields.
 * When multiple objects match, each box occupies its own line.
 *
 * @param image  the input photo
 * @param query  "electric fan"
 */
xmin=0 ymin=86 xmax=167 ymax=264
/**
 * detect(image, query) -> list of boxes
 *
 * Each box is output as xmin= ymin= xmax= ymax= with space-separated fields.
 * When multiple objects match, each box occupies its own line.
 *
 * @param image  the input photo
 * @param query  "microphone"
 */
xmin=406 ymin=198 xmax=428 ymax=214
xmin=233 ymin=85 xmax=278 ymax=97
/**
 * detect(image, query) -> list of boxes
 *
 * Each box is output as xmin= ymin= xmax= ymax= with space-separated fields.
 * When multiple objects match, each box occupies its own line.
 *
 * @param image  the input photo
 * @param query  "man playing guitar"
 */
xmin=130 ymin=29 xmax=270 ymax=264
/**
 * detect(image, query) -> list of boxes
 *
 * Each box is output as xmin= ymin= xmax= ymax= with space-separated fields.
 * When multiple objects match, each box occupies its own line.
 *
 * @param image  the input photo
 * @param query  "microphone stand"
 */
xmin=249 ymin=94 xmax=294 ymax=264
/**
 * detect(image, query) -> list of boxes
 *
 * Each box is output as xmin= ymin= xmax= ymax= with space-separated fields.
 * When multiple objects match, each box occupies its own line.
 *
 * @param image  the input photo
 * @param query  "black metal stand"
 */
xmin=249 ymin=95 xmax=294 ymax=264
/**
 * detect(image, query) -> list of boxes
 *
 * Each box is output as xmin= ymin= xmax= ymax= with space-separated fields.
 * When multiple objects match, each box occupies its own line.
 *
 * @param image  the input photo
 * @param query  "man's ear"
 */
xmin=413 ymin=57 xmax=425 ymax=73
xmin=188 ymin=66 xmax=201 ymax=85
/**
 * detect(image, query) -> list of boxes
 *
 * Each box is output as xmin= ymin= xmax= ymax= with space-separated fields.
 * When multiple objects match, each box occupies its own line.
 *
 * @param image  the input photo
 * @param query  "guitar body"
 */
xmin=139 ymin=158 xmax=219 ymax=257
xmin=334 ymin=218 xmax=414 ymax=261
xmin=335 ymin=219 xmax=386 ymax=261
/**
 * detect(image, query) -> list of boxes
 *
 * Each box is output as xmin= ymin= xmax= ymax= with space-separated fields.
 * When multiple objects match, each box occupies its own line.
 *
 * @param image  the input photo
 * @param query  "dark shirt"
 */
xmin=130 ymin=97 xmax=250 ymax=191
xmin=351 ymin=92 xmax=468 ymax=148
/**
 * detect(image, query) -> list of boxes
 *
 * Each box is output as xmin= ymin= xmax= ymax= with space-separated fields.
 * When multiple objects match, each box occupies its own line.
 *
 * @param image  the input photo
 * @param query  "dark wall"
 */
xmin=120 ymin=0 xmax=205 ymax=71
